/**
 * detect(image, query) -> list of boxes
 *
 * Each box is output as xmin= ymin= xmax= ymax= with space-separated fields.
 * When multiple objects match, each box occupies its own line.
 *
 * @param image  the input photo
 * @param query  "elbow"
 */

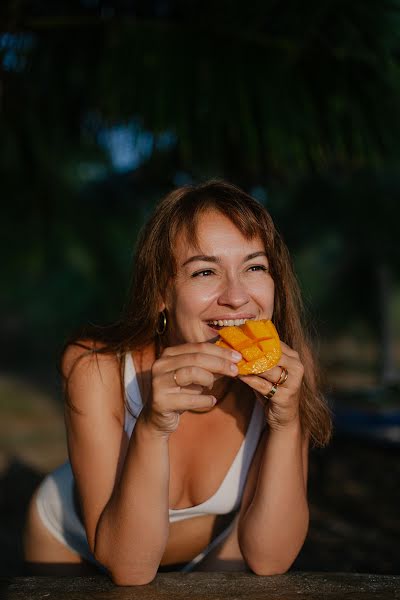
xmin=94 ymin=550 xmax=158 ymax=586
xmin=245 ymin=538 xmax=307 ymax=577
xmin=245 ymin=539 xmax=307 ymax=576
xmin=243 ymin=540 xmax=306 ymax=577
xmin=248 ymin=560 xmax=290 ymax=576
xmin=110 ymin=568 xmax=157 ymax=586
xmin=242 ymin=510 xmax=309 ymax=577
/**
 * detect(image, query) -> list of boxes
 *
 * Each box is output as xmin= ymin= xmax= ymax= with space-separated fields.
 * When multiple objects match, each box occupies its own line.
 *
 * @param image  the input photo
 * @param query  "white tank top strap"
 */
xmin=123 ymin=352 xmax=144 ymax=436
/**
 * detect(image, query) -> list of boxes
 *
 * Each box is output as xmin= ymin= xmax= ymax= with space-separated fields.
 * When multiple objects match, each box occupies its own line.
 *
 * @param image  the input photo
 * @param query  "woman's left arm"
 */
xmin=237 ymin=341 xmax=310 ymax=576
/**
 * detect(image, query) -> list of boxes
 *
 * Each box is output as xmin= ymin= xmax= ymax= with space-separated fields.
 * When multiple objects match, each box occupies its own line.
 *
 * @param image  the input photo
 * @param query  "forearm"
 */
xmin=94 ymin=416 xmax=170 ymax=584
xmin=239 ymin=418 xmax=309 ymax=575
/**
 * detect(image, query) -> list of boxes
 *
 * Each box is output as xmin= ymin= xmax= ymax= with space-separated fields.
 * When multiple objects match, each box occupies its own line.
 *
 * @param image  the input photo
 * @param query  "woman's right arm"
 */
xmin=63 ymin=345 xmax=171 ymax=585
xmin=93 ymin=414 xmax=171 ymax=584
xmin=63 ymin=343 xmax=239 ymax=585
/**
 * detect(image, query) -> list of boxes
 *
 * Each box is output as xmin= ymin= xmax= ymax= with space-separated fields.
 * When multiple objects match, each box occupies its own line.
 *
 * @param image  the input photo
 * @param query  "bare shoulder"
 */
xmin=61 ymin=338 xmax=116 ymax=378
xmin=62 ymin=339 xmax=124 ymax=425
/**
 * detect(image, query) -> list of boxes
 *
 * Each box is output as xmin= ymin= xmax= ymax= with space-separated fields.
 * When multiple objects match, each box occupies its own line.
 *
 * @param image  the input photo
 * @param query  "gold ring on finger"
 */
xmin=263 ymin=383 xmax=278 ymax=401
xmin=173 ymin=370 xmax=180 ymax=388
xmin=274 ymin=367 xmax=288 ymax=387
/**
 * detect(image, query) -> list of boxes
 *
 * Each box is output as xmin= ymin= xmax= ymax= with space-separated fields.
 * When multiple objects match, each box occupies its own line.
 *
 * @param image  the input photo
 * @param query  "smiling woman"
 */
xmin=23 ymin=180 xmax=332 ymax=584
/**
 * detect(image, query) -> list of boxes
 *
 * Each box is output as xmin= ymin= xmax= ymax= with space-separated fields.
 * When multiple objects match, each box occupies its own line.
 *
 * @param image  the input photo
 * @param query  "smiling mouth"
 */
xmin=206 ymin=318 xmax=254 ymax=330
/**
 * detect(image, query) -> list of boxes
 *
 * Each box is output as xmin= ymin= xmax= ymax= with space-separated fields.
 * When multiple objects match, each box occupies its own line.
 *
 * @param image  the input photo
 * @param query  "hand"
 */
xmin=141 ymin=342 xmax=242 ymax=435
xmin=238 ymin=341 xmax=304 ymax=430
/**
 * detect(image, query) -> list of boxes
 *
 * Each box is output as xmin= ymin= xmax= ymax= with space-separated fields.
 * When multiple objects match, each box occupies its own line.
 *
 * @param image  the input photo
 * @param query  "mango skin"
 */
xmin=216 ymin=319 xmax=281 ymax=375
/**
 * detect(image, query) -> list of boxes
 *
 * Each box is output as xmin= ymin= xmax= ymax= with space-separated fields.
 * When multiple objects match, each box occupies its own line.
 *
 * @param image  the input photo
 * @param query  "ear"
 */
xmin=158 ymin=299 xmax=166 ymax=313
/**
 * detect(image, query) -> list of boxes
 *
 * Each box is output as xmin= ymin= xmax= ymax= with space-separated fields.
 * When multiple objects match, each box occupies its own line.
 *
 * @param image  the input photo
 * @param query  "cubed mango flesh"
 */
xmin=218 ymin=326 xmax=254 ymax=351
xmin=241 ymin=319 xmax=271 ymax=341
xmin=216 ymin=320 xmax=281 ymax=375
xmin=258 ymin=338 xmax=277 ymax=354
xmin=240 ymin=344 xmax=264 ymax=361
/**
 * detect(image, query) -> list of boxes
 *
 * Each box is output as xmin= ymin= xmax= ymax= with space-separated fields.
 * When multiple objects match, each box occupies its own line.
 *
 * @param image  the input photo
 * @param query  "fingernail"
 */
xmin=230 ymin=363 xmax=239 ymax=374
xmin=231 ymin=351 xmax=242 ymax=361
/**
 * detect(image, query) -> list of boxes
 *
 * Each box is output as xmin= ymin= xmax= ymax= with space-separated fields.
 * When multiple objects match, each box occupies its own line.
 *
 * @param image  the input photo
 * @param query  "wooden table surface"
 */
xmin=1 ymin=572 xmax=400 ymax=600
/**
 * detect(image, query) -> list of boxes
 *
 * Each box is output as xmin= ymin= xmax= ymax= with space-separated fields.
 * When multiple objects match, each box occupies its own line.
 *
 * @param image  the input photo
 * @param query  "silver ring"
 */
xmin=264 ymin=383 xmax=278 ymax=400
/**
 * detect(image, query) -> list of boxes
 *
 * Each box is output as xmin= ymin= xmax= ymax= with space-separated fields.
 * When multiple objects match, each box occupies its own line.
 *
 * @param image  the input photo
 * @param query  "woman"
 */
xmin=23 ymin=180 xmax=331 ymax=584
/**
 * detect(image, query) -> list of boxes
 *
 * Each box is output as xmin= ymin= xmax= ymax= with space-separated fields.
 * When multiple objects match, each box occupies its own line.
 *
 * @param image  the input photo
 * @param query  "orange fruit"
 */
xmin=216 ymin=319 xmax=281 ymax=375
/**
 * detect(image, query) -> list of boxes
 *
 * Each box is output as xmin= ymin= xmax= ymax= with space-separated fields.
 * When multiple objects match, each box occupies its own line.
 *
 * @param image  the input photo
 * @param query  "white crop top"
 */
xmin=124 ymin=353 xmax=265 ymax=523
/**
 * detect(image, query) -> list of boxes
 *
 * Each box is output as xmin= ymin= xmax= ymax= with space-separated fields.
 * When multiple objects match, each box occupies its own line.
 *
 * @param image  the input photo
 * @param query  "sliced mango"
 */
xmin=240 ymin=344 xmax=264 ymax=361
xmin=238 ymin=352 xmax=280 ymax=375
xmin=216 ymin=319 xmax=281 ymax=375
xmin=241 ymin=319 xmax=271 ymax=341
xmin=258 ymin=338 xmax=277 ymax=354
xmin=263 ymin=320 xmax=280 ymax=344
xmin=237 ymin=359 xmax=248 ymax=371
xmin=218 ymin=326 xmax=254 ymax=351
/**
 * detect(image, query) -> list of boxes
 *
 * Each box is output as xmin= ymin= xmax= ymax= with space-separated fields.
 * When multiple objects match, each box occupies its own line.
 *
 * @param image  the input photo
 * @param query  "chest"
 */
xmin=131 ymin=348 xmax=255 ymax=510
xmin=168 ymin=402 xmax=253 ymax=509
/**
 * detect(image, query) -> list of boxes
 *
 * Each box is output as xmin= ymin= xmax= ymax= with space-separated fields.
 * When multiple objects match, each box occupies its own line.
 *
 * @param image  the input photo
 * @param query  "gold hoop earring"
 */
xmin=156 ymin=310 xmax=167 ymax=335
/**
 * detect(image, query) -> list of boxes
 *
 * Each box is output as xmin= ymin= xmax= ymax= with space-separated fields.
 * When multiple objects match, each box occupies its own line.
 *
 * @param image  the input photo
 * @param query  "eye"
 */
xmin=247 ymin=265 xmax=269 ymax=272
xmin=191 ymin=269 xmax=215 ymax=278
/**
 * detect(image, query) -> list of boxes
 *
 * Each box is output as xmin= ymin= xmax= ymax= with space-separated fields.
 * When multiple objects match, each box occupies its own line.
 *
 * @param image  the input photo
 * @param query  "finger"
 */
xmin=159 ymin=351 xmax=240 ymax=378
xmin=279 ymin=341 xmax=301 ymax=359
xmin=168 ymin=392 xmax=217 ymax=412
xmin=163 ymin=342 xmax=242 ymax=362
xmin=168 ymin=375 xmax=204 ymax=394
xmin=257 ymin=363 xmax=291 ymax=386
xmin=249 ymin=352 xmax=301 ymax=385
xmin=238 ymin=375 xmax=277 ymax=398
xmin=277 ymin=348 xmax=305 ymax=380
xmin=171 ymin=366 xmax=215 ymax=389
xmin=259 ymin=365 xmax=288 ymax=386
xmin=183 ymin=384 xmax=203 ymax=394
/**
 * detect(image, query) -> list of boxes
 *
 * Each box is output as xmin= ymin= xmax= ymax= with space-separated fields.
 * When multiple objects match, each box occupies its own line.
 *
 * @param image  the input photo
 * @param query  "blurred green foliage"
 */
xmin=1 ymin=1 xmax=400 ymax=373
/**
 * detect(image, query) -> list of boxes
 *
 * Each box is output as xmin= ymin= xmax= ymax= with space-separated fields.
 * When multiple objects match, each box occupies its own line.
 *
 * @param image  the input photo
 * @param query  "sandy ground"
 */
xmin=1 ymin=373 xmax=399 ymax=576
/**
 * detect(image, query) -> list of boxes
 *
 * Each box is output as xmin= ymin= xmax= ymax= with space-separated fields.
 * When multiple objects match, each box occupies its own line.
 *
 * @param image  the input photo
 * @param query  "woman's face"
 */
xmin=162 ymin=210 xmax=275 ymax=346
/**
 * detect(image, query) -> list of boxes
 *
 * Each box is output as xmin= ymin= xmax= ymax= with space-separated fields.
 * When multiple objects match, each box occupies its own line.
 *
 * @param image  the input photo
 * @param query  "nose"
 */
xmin=217 ymin=275 xmax=250 ymax=309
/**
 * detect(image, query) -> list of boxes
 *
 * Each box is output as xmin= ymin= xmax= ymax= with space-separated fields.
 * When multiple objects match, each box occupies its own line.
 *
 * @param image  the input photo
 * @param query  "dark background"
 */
xmin=1 ymin=0 xmax=399 ymax=576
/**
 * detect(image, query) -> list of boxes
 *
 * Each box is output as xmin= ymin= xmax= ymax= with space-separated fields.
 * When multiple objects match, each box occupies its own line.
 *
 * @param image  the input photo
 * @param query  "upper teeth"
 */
xmin=208 ymin=318 xmax=252 ymax=327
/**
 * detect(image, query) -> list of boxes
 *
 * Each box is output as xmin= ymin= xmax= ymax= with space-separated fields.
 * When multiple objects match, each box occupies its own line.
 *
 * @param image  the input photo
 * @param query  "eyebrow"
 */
xmin=181 ymin=251 xmax=268 ymax=267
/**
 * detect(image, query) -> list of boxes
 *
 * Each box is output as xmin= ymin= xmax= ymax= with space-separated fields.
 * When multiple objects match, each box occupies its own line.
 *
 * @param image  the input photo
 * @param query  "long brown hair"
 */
xmin=63 ymin=180 xmax=332 ymax=446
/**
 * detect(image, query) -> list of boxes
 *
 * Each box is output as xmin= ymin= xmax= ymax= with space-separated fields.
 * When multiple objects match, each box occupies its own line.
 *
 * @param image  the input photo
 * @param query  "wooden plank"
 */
xmin=2 ymin=572 xmax=400 ymax=600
